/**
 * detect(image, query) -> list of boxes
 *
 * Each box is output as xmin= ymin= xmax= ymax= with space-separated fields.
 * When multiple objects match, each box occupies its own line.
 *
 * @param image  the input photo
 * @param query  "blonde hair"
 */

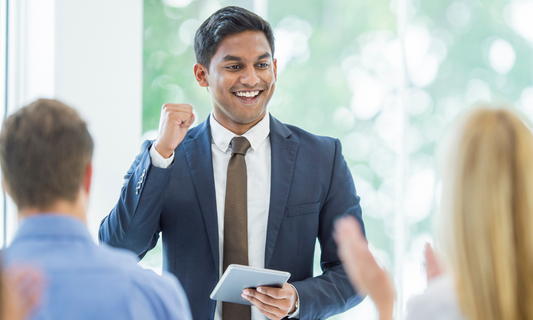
xmin=440 ymin=107 xmax=533 ymax=320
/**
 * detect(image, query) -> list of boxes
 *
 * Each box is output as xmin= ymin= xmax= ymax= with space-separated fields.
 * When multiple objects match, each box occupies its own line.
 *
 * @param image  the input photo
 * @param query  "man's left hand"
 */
xmin=242 ymin=283 xmax=297 ymax=320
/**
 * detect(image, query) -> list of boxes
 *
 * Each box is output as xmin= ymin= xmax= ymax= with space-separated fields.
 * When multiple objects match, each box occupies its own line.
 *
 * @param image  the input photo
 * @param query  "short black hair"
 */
xmin=194 ymin=6 xmax=275 ymax=71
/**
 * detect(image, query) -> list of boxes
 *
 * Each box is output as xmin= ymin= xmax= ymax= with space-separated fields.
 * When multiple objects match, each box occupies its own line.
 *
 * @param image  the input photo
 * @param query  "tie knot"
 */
xmin=231 ymin=136 xmax=251 ymax=155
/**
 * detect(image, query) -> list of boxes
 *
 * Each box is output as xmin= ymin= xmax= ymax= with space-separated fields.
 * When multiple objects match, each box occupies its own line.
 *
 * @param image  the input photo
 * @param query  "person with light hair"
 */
xmin=334 ymin=106 xmax=533 ymax=320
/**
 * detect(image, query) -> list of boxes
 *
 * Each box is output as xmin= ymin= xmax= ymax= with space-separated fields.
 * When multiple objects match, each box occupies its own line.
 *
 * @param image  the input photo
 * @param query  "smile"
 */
xmin=234 ymin=90 xmax=261 ymax=97
xmin=232 ymin=90 xmax=264 ymax=103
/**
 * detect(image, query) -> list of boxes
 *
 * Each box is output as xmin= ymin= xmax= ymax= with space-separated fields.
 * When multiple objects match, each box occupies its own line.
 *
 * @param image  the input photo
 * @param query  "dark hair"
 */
xmin=0 ymin=99 xmax=93 ymax=209
xmin=194 ymin=6 xmax=275 ymax=71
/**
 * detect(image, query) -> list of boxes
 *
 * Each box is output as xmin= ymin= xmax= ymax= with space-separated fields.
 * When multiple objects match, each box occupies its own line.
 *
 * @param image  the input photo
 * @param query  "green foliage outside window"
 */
xmin=143 ymin=0 xmax=533 ymax=318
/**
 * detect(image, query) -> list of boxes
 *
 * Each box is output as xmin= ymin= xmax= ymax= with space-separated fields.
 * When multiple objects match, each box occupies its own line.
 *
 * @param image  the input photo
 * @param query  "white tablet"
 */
xmin=210 ymin=264 xmax=291 ymax=305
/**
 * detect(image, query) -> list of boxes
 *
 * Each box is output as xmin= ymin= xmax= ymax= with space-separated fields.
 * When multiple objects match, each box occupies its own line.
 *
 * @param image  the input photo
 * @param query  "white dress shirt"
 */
xmin=405 ymin=274 xmax=465 ymax=320
xmin=150 ymin=113 xmax=299 ymax=320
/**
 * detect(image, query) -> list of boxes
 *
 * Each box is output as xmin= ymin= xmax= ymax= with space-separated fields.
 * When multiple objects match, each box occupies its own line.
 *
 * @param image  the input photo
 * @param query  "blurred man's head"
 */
xmin=0 ymin=99 xmax=93 ymax=215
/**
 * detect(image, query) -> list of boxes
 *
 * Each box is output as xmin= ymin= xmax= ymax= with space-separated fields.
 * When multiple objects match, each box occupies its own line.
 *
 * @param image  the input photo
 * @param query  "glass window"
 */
xmin=142 ymin=0 xmax=533 ymax=318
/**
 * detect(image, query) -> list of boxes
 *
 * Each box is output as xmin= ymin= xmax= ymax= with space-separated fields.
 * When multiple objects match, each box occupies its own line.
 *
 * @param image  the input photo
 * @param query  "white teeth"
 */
xmin=236 ymin=91 xmax=259 ymax=97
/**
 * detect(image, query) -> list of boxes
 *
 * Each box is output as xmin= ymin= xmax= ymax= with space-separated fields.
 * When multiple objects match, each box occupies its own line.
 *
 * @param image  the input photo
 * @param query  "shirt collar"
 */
xmin=209 ymin=112 xmax=270 ymax=153
xmin=11 ymin=214 xmax=93 ymax=243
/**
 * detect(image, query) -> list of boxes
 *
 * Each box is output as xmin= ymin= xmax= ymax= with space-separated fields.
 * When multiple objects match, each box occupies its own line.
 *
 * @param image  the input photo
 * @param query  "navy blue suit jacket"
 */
xmin=99 ymin=115 xmax=365 ymax=320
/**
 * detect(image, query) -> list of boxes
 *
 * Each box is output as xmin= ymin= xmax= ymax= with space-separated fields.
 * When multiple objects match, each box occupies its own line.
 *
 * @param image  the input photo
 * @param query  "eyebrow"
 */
xmin=222 ymin=55 xmax=243 ymax=62
xmin=222 ymin=52 xmax=272 ymax=62
xmin=257 ymin=53 xmax=272 ymax=60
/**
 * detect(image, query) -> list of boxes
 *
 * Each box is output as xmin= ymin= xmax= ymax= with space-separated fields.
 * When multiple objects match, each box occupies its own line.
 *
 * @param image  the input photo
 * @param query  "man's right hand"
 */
xmin=153 ymin=103 xmax=195 ymax=158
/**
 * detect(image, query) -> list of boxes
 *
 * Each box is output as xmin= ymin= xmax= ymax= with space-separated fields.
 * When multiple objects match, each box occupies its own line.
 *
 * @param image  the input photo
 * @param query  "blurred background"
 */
xmin=2 ymin=0 xmax=533 ymax=319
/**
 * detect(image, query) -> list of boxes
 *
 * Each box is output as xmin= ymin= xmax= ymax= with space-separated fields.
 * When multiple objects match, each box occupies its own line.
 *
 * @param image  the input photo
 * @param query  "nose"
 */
xmin=240 ymin=66 xmax=260 ymax=87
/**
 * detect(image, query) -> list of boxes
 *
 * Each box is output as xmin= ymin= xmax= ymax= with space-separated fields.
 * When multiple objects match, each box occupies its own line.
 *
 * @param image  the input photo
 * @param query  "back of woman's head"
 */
xmin=441 ymin=107 xmax=533 ymax=320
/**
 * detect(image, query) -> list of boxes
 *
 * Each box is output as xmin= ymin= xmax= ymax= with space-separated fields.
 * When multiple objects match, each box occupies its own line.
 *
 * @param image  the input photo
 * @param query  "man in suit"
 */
xmin=99 ymin=6 xmax=364 ymax=320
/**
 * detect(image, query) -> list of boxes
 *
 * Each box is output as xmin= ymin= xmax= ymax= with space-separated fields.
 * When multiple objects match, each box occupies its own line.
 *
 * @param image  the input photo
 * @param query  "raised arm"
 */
xmin=99 ymin=103 xmax=195 ymax=258
xmin=335 ymin=215 xmax=395 ymax=320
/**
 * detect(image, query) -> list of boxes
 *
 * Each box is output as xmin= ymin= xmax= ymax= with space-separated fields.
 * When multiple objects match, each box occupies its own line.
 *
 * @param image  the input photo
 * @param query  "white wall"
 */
xmin=54 ymin=0 xmax=143 ymax=237
xmin=5 ymin=0 xmax=143 ymax=241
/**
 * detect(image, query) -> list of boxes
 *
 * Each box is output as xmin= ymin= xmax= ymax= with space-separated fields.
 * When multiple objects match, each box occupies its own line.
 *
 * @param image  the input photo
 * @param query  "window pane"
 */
xmin=142 ymin=0 xmax=533 ymax=319
xmin=402 ymin=0 xmax=533 ymax=313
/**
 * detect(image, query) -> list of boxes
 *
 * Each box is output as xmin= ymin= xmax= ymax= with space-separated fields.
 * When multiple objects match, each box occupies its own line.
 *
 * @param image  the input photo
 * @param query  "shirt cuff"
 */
xmin=149 ymin=145 xmax=174 ymax=168
xmin=287 ymin=284 xmax=300 ymax=319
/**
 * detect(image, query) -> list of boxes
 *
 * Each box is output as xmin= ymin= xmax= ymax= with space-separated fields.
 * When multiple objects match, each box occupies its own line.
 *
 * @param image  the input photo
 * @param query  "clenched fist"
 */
xmin=153 ymin=103 xmax=195 ymax=158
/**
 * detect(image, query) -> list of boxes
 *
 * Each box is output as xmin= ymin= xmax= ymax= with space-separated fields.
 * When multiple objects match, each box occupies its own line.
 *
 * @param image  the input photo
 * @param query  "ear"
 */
xmin=273 ymin=58 xmax=278 ymax=82
xmin=83 ymin=162 xmax=92 ymax=194
xmin=194 ymin=63 xmax=209 ymax=87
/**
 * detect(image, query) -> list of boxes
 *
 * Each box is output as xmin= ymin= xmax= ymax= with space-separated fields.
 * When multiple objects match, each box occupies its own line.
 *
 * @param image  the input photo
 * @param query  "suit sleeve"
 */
xmin=99 ymin=139 xmax=175 ymax=259
xmin=291 ymin=139 xmax=366 ymax=319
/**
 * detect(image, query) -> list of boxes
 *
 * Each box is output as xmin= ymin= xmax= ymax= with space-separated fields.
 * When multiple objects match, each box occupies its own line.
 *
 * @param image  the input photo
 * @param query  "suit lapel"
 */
xmin=183 ymin=119 xmax=220 ymax=273
xmin=265 ymin=116 xmax=299 ymax=268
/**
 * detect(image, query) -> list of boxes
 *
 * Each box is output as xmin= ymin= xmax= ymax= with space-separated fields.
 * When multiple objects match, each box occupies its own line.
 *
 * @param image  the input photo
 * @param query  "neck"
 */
xmin=18 ymin=198 xmax=87 ymax=224
xmin=213 ymin=111 xmax=267 ymax=136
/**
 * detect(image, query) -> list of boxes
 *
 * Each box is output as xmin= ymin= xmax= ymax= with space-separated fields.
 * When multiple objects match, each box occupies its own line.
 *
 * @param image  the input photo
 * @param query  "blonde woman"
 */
xmin=335 ymin=107 xmax=533 ymax=320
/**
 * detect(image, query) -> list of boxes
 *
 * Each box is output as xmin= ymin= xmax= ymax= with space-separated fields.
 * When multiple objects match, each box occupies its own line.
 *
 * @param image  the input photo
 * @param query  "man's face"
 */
xmin=195 ymin=31 xmax=277 ymax=133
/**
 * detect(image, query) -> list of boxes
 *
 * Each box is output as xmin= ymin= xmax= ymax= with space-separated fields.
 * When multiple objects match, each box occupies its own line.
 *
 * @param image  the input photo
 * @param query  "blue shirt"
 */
xmin=3 ymin=215 xmax=192 ymax=320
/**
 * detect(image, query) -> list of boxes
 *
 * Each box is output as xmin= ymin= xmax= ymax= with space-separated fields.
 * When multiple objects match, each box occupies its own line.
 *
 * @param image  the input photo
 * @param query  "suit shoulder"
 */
xmin=283 ymin=123 xmax=339 ymax=148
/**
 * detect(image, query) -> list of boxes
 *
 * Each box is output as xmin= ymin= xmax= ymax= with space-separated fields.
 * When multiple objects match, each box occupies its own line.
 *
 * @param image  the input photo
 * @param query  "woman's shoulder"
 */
xmin=405 ymin=274 xmax=465 ymax=320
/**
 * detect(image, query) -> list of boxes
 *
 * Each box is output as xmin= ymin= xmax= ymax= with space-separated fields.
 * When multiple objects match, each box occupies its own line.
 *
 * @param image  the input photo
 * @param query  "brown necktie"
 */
xmin=223 ymin=137 xmax=252 ymax=320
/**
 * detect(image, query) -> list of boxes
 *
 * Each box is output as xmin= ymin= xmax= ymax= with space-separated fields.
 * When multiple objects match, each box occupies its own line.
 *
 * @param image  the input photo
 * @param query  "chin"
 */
xmin=236 ymin=110 xmax=267 ymax=124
